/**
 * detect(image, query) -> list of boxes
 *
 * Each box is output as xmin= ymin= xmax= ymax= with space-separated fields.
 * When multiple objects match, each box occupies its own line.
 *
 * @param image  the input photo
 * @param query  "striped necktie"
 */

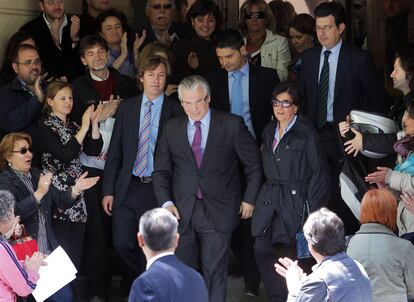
xmin=317 ymin=50 xmax=331 ymax=130
xmin=133 ymin=101 xmax=153 ymax=176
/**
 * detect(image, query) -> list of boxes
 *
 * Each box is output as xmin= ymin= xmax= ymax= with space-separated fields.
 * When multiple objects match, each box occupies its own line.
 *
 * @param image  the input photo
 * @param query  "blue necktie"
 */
xmin=231 ymin=71 xmax=244 ymax=117
xmin=133 ymin=101 xmax=153 ymax=176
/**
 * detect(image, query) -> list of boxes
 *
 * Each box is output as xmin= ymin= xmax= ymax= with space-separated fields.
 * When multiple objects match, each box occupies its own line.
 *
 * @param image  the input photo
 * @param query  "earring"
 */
xmin=7 ymin=162 xmax=12 ymax=167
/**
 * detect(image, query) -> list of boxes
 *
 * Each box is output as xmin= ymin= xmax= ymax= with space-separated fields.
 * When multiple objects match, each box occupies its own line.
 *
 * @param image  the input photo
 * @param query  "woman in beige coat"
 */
xmin=347 ymin=189 xmax=414 ymax=302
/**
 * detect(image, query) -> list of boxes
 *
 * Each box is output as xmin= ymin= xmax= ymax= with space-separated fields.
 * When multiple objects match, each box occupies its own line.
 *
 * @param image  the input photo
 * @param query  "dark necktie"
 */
xmin=317 ymin=50 xmax=331 ymax=130
xmin=191 ymin=121 xmax=203 ymax=199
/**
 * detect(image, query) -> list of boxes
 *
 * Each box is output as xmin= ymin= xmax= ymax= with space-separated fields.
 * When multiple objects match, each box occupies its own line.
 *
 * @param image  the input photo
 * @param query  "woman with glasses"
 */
xmin=0 ymin=132 xmax=100 ymax=302
xmin=251 ymin=82 xmax=330 ymax=302
xmin=171 ymin=0 xmax=221 ymax=83
xmin=238 ymin=0 xmax=291 ymax=81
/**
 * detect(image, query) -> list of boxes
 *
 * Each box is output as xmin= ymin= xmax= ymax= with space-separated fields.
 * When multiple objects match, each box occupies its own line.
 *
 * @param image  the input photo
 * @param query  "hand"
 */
xmin=90 ymin=103 xmax=103 ymax=125
xmin=343 ymin=128 xmax=363 ymax=157
xmin=338 ymin=120 xmax=350 ymax=138
xmin=50 ymin=19 xmax=61 ymax=47
xmin=99 ymin=95 xmax=120 ymax=121
xmin=274 ymin=257 xmax=306 ymax=294
xmin=187 ymin=51 xmax=199 ymax=69
xmin=70 ymin=15 xmax=81 ymax=43
xmin=37 ymin=172 xmax=53 ymax=196
xmin=34 ymin=76 xmax=44 ymax=103
xmin=133 ymin=30 xmax=146 ymax=52
xmin=102 ymin=196 xmax=114 ymax=216
xmin=165 ymin=84 xmax=178 ymax=96
xmin=120 ymin=32 xmax=128 ymax=56
xmin=73 ymin=172 xmax=99 ymax=196
xmin=4 ymin=216 xmax=22 ymax=239
xmin=81 ymin=105 xmax=93 ymax=130
xmin=24 ymin=252 xmax=46 ymax=273
xmin=239 ymin=201 xmax=254 ymax=219
xmin=365 ymin=166 xmax=391 ymax=188
xmin=166 ymin=204 xmax=180 ymax=220
xmin=401 ymin=191 xmax=414 ymax=214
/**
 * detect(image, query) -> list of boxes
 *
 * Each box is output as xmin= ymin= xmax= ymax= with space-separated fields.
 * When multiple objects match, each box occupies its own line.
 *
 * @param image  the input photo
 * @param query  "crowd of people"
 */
xmin=0 ymin=0 xmax=413 ymax=302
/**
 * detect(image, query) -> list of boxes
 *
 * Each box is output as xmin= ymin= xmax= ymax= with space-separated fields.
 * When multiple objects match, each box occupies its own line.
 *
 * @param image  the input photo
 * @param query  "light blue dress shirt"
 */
xmin=138 ymin=93 xmax=164 ymax=176
xmin=273 ymin=115 xmax=297 ymax=150
xmin=187 ymin=109 xmax=211 ymax=153
xmin=228 ymin=62 xmax=256 ymax=138
xmin=318 ymin=39 xmax=342 ymax=122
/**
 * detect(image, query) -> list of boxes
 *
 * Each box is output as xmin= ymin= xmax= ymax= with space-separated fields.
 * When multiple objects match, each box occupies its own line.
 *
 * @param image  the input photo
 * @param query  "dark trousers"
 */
xmin=320 ymin=124 xmax=360 ymax=235
xmin=254 ymin=231 xmax=315 ymax=302
xmin=176 ymin=199 xmax=231 ymax=302
xmin=82 ymin=166 xmax=110 ymax=298
xmin=112 ymin=178 xmax=157 ymax=277
xmin=230 ymin=218 xmax=260 ymax=290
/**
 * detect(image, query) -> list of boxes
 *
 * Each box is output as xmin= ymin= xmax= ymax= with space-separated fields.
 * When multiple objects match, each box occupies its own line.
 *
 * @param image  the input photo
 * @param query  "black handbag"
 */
xmin=296 ymin=201 xmax=312 ymax=259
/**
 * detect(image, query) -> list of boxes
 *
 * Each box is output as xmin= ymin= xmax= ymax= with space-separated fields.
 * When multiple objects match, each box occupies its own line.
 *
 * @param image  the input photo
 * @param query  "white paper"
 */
xmin=32 ymin=246 xmax=77 ymax=302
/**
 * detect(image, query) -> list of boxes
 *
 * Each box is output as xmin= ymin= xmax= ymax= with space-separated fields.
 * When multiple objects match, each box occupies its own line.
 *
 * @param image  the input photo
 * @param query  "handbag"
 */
xmin=10 ymin=226 xmax=38 ymax=261
xmin=296 ymin=201 xmax=312 ymax=259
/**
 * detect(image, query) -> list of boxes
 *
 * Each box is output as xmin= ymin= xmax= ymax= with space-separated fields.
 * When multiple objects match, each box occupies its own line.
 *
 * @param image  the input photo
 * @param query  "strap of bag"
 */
xmin=300 ymin=200 xmax=310 ymax=227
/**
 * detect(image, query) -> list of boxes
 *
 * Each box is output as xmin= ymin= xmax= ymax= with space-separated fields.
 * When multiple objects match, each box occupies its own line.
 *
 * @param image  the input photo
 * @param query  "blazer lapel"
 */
xmin=200 ymin=110 xmax=222 ymax=170
xmin=177 ymin=116 xmax=197 ymax=169
xmin=334 ymin=44 xmax=351 ymax=102
xmin=248 ymin=63 xmax=258 ymax=110
xmin=130 ymin=95 xmax=143 ymax=149
xmin=157 ymin=95 xmax=172 ymax=144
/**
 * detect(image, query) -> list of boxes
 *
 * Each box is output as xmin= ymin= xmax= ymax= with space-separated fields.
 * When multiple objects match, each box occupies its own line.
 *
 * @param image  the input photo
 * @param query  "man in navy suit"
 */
xmin=129 ymin=208 xmax=208 ymax=302
xmin=298 ymin=2 xmax=386 ymax=234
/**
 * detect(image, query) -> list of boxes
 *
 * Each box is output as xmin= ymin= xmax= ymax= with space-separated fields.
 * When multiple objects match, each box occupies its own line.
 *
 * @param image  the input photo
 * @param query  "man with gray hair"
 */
xmin=275 ymin=207 xmax=372 ymax=302
xmin=153 ymin=75 xmax=262 ymax=302
xmin=128 ymin=208 xmax=208 ymax=302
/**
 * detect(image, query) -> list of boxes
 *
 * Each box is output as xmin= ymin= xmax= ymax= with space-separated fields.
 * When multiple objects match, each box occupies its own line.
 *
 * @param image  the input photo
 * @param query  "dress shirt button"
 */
xmin=291 ymin=189 xmax=296 ymax=195
xmin=264 ymin=200 xmax=271 ymax=205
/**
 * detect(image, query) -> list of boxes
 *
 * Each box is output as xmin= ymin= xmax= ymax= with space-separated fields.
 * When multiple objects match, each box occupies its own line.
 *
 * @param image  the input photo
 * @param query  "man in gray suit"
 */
xmin=152 ymin=75 xmax=262 ymax=302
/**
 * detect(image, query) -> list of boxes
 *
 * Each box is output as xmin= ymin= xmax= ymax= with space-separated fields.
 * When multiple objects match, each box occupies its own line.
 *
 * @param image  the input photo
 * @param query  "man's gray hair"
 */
xmin=139 ymin=208 xmax=178 ymax=252
xmin=177 ymin=75 xmax=211 ymax=102
xmin=146 ymin=0 xmax=176 ymax=8
xmin=303 ymin=207 xmax=345 ymax=256
xmin=0 ymin=190 xmax=15 ymax=223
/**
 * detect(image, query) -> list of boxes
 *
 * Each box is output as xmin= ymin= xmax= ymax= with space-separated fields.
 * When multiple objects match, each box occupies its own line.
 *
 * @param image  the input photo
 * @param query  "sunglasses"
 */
xmin=12 ymin=147 xmax=33 ymax=155
xmin=148 ymin=3 xmax=174 ymax=10
xmin=245 ymin=11 xmax=265 ymax=20
xmin=271 ymin=99 xmax=295 ymax=108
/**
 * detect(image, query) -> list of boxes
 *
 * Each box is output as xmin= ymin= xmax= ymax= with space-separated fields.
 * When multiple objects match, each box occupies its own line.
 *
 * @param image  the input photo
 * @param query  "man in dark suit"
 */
xmin=205 ymin=29 xmax=278 ymax=296
xmin=152 ymin=75 xmax=262 ymax=302
xmin=20 ymin=0 xmax=83 ymax=81
xmin=129 ymin=208 xmax=208 ymax=302
xmin=102 ymin=55 xmax=182 ymax=281
xmin=298 ymin=2 xmax=387 ymax=233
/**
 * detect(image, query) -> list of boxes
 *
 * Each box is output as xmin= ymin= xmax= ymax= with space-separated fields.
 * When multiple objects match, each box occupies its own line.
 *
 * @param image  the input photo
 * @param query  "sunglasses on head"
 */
xmin=245 ymin=11 xmax=265 ymax=20
xmin=12 ymin=147 xmax=33 ymax=155
xmin=149 ymin=3 xmax=174 ymax=10
xmin=271 ymin=99 xmax=294 ymax=108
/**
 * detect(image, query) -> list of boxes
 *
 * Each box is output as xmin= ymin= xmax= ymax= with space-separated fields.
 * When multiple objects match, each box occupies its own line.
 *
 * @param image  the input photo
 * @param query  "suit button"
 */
xmin=277 ymin=158 xmax=280 ymax=161
xmin=264 ymin=200 xmax=271 ymax=205
xmin=285 ymin=145 xmax=290 ymax=150
xmin=291 ymin=189 xmax=296 ymax=195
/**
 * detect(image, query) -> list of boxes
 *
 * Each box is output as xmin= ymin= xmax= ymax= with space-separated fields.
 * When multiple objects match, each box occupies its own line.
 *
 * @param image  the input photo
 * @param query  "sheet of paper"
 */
xmin=32 ymin=246 xmax=77 ymax=302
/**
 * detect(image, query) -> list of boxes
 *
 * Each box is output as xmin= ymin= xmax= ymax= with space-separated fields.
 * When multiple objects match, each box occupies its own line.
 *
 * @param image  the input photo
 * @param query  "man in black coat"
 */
xmin=20 ymin=0 xmax=83 ymax=81
xmin=152 ymin=75 xmax=262 ymax=302
xmin=298 ymin=2 xmax=387 ymax=233
xmin=102 ymin=55 xmax=183 ymax=282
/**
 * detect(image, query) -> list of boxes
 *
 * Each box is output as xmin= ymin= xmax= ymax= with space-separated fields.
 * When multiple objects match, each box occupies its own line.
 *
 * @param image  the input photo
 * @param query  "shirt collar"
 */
xmin=311 ymin=252 xmax=347 ymax=272
xmin=142 ymin=93 xmax=164 ymax=108
xmin=275 ymin=115 xmax=297 ymax=138
xmin=228 ymin=61 xmax=249 ymax=78
xmin=146 ymin=251 xmax=174 ymax=270
xmin=322 ymin=39 xmax=342 ymax=56
xmin=11 ymin=167 xmax=31 ymax=179
xmin=188 ymin=109 xmax=211 ymax=127
xmin=42 ymin=13 xmax=68 ymax=31
xmin=89 ymin=70 xmax=110 ymax=81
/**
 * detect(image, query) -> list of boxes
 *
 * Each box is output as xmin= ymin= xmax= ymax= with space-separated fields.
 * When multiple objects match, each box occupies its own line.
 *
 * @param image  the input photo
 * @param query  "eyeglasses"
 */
xmin=315 ymin=25 xmax=336 ymax=32
xmin=271 ymin=98 xmax=294 ymax=108
xmin=148 ymin=3 xmax=174 ymax=10
xmin=14 ymin=59 xmax=42 ymax=67
xmin=245 ymin=11 xmax=265 ymax=20
xmin=12 ymin=147 xmax=33 ymax=155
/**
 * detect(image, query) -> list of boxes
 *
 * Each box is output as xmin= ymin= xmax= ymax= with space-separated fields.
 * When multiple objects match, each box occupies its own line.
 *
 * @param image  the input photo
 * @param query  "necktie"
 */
xmin=231 ymin=71 xmax=244 ymax=117
xmin=191 ymin=121 xmax=203 ymax=199
xmin=272 ymin=137 xmax=278 ymax=152
xmin=133 ymin=101 xmax=153 ymax=176
xmin=317 ymin=50 xmax=331 ymax=130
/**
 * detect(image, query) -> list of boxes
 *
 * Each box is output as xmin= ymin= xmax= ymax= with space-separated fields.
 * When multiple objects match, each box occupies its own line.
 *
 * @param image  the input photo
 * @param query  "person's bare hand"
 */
xmin=73 ymin=172 xmax=99 ymax=196
xmin=239 ymin=201 xmax=254 ymax=219
xmin=187 ymin=51 xmax=199 ymax=69
xmin=165 ymin=84 xmax=178 ymax=96
xmin=338 ymin=120 xmax=350 ymax=138
xmin=120 ymin=32 xmax=128 ymax=56
xmin=365 ymin=166 xmax=390 ymax=188
xmin=90 ymin=103 xmax=103 ymax=126
xmin=70 ymin=15 xmax=81 ymax=42
xmin=4 ymin=216 xmax=22 ymax=239
xmin=102 ymin=196 xmax=114 ymax=216
xmin=401 ymin=191 xmax=414 ymax=214
xmin=344 ymin=128 xmax=363 ymax=157
xmin=166 ymin=204 xmax=180 ymax=220
xmin=50 ymin=19 xmax=61 ymax=47
xmin=274 ymin=257 xmax=306 ymax=294
xmin=133 ymin=30 xmax=146 ymax=52
xmin=37 ymin=173 xmax=53 ymax=195
xmin=24 ymin=252 xmax=46 ymax=273
xmin=34 ymin=77 xmax=44 ymax=103
xmin=81 ymin=105 xmax=93 ymax=130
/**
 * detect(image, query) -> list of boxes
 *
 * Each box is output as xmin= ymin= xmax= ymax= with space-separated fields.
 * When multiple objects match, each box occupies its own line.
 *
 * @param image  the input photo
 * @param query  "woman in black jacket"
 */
xmin=251 ymin=82 xmax=330 ymax=302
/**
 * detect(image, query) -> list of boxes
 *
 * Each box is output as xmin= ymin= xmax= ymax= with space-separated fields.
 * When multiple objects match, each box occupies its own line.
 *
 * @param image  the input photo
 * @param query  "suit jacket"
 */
xmin=205 ymin=63 xmax=279 ymax=145
xmin=102 ymin=95 xmax=183 ymax=208
xmin=20 ymin=13 xmax=83 ymax=81
xmin=299 ymin=43 xmax=387 ymax=125
xmin=128 ymin=254 xmax=208 ymax=302
xmin=152 ymin=110 xmax=262 ymax=232
xmin=138 ymin=22 xmax=188 ymax=50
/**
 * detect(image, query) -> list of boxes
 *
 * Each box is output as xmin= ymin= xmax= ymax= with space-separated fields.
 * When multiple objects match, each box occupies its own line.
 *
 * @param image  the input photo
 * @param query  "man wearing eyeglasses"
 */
xmin=152 ymin=75 xmax=262 ymax=302
xmin=138 ymin=0 xmax=187 ymax=48
xmin=298 ymin=2 xmax=386 ymax=234
xmin=0 ymin=44 xmax=44 ymax=140
xmin=20 ymin=0 xmax=84 ymax=81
